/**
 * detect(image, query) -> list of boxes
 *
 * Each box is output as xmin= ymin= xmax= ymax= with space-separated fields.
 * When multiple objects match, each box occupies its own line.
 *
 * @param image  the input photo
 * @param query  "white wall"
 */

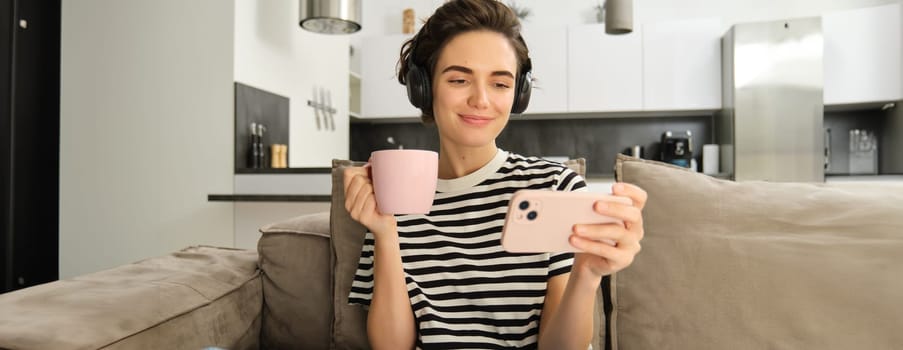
xmin=234 ymin=0 xmax=350 ymax=168
xmin=60 ymin=0 xmax=235 ymax=278
xmin=350 ymin=0 xmax=901 ymax=72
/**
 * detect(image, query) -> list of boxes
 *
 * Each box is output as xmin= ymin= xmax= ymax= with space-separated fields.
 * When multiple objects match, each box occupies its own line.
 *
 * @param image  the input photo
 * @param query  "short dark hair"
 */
xmin=397 ymin=0 xmax=530 ymax=124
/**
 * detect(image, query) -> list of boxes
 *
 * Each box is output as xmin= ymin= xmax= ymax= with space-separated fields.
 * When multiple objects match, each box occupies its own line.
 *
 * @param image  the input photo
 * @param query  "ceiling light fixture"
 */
xmin=603 ymin=0 xmax=633 ymax=35
xmin=299 ymin=0 xmax=362 ymax=34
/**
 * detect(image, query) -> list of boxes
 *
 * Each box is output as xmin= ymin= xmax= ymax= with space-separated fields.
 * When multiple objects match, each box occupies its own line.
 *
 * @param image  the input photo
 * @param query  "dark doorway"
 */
xmin=1 ymin=0 xmax=61 ymax=293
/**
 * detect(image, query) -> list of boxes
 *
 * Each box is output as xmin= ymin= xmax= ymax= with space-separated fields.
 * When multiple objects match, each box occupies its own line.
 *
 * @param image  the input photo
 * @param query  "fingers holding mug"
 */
xmin=350 ymin=180 xmax=376 ymax=220
xmin=343 ymin=167 xmax=371 ymax=214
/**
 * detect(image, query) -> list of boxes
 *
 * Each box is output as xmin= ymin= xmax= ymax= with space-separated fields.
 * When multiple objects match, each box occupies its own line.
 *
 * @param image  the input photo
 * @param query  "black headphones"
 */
xmin=404 ymin=35 xmax=533 ymax=115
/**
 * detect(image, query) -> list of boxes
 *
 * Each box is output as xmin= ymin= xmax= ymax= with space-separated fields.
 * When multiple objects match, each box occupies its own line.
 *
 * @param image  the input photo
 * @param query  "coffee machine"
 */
xmin=661 ymin=130 xmax=693 ymax=168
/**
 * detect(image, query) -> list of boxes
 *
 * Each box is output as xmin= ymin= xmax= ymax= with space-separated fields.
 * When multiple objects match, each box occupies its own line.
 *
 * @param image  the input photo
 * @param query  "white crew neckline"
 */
xmin=436 ymin=149 xmax=509 ymax=193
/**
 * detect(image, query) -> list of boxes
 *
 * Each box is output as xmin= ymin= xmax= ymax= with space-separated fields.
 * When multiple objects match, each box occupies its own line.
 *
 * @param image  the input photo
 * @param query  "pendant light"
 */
xmin=603 ymin=0 xmax=633 ymax=35
xmin=299 ymin=0 xmax=362 ymax=34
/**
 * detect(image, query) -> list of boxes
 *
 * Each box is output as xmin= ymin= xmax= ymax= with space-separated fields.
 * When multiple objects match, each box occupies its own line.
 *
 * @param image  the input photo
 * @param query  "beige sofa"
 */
xmin=1 ymin=156 xmax=901 ymax=350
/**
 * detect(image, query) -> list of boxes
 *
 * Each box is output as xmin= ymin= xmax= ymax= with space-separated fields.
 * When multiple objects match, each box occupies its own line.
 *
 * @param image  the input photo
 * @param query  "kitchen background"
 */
xmin=14 ymin=0 xmax=897 ymax=284
xmin=350 ymin=117 xmax=713 ymax=177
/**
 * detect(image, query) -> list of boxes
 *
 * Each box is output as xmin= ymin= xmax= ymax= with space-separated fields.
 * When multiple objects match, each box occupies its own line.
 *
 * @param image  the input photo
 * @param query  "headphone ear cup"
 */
xmin=511 ymin=70 xmax=532 ymax=114
xmin=405 ymin=63 xmax=432 ymax=110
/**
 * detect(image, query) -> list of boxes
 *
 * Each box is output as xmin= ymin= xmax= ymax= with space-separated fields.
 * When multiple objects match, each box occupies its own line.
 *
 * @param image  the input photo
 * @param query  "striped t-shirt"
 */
xmin=349 ymin=149 xmax=588 ymax=349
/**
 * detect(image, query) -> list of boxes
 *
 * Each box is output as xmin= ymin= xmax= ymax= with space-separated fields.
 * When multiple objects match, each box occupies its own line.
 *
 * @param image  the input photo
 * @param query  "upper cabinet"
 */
xmin=642 ymin=19 xmax=723 ymax=111
xmin=361 ymin=34 xmax=420 ymax=119
xmin=360 ymin=22 xmax=725 ymax=118
xmin=823 ymin=3 xmax=902 ymax=105
xmin=520 ymin=25 xmax=568 ymax=114
xmin=358 ymin=9 xmax=903 ymax=117
xmin=568 ymin=24 xmax=643 ymax=112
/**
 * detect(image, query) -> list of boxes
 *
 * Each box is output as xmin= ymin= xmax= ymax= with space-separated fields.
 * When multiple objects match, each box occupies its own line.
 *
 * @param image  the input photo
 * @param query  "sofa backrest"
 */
xmin=609 ymin=154 xmax=903 ymax=349
xmin=329 ymin=159 xmax=371 ymax=350
xmin=258 ymin=211 xmax=334 ymax=349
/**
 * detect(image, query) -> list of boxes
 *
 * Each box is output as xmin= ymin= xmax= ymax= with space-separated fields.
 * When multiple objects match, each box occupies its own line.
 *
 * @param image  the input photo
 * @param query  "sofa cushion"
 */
xmin=0 ymin=246 xmax=260 ymax=350
xmin=609 ymin=154 xmax=903 ymax=349
xmin=330 ymin=159 xmax=371 ymax=350
xmin=257 ymin=211 xmax=333 ymax=350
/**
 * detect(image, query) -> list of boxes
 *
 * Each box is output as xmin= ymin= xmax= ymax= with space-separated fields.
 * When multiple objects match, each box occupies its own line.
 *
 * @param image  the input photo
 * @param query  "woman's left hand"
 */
xmin=569 ymin=182 xmax=648 ymax=280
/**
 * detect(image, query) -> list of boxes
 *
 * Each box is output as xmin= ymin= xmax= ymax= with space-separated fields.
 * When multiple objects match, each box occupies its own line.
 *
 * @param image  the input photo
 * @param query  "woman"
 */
xmin=343 ymin=0 xmax=647 ymax=348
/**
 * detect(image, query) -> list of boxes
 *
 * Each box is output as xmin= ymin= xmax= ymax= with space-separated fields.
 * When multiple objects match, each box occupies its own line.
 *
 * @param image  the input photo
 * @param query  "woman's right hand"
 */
xmin=343 ymin=166 xmax=398 ymax=238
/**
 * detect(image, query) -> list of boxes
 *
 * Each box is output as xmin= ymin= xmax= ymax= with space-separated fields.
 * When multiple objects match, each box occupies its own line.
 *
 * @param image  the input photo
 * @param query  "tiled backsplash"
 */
xmin=234 ymin=82 xmax=289 ymax=171
xmin=351 ymin=116 xmax=714 ymax=176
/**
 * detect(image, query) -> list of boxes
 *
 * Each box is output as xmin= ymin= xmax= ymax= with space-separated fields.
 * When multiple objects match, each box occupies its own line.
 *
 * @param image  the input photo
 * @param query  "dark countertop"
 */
xmin=235 ymin=167 xmax=331 ymax=174
xmin=208 ymin=194 xmax=331 ymax=202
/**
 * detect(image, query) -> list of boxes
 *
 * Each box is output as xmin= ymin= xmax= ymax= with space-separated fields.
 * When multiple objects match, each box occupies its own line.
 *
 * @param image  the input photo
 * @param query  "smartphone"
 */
xmin=501 ymin=189 xmax=633 ymax=253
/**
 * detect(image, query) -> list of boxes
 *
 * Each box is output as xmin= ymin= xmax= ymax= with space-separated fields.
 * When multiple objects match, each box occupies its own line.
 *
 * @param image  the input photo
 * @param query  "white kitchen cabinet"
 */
xmin=361 ymin=34 xmax=420 ymax=119
xmin=567 ymin=24 xmax=643 ymax=113
xmin=520 ymin=25 xmax=568 ymax=114
xmin=823 ymin=3 xmax=902 ymax=105
xmin=642 ymin=19 xmax=722 ymax=111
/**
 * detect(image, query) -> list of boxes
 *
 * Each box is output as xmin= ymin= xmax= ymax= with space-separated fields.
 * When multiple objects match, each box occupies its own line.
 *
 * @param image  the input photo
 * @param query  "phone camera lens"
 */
xmin=519 ymin=200 xmax=529 ymax=210
xmin=527 ymin=211 xmax=538 ymax=220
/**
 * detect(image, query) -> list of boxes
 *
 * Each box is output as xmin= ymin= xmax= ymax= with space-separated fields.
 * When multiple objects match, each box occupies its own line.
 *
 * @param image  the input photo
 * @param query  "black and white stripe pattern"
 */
xmin=350 ymin=151 xmax=587 ymax=349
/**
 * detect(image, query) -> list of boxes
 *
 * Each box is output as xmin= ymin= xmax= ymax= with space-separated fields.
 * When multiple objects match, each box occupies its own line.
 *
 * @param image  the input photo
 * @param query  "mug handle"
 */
xmin=363 ymin=160 xmax=373 ymax=177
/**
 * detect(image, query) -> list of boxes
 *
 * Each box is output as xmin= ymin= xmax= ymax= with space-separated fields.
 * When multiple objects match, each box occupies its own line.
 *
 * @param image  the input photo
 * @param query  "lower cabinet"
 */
xmin=234 ymin=202 xmax=331 ymax=249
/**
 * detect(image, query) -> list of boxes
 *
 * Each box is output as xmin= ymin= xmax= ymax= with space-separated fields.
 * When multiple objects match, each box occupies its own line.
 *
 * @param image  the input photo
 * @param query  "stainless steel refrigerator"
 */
xmin=718 ymin=17 xmax=825 ymax=182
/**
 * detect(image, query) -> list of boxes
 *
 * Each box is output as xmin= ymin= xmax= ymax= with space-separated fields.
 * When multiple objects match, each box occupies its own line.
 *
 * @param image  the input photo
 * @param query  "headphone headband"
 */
xmin=404 ymin=33 xmax=533 ymax=115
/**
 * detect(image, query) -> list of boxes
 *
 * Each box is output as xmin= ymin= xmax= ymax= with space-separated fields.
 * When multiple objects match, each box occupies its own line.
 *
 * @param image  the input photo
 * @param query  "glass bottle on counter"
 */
xmin=257 ymin=123 xmax=267 ymax=168
xmin=248 ymin=122 xmax=259 ymax=168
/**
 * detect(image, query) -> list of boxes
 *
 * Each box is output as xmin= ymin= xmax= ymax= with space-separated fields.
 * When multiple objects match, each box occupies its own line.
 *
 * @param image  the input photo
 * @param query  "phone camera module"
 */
xmin=527 ymin=211 xmax=538 ymax=220
xmin=519 ymin=200 xmax=530 ymax=210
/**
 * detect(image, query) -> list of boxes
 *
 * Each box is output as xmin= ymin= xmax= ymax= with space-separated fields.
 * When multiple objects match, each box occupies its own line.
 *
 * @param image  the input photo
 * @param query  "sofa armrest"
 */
xmin=0 ymin=246 xmax=262 ymax=350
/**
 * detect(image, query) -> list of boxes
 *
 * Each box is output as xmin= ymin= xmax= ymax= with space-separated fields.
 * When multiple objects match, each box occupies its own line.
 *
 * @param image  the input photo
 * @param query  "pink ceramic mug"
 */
xmin=367 ymin=149 xmax=438 ymax=215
